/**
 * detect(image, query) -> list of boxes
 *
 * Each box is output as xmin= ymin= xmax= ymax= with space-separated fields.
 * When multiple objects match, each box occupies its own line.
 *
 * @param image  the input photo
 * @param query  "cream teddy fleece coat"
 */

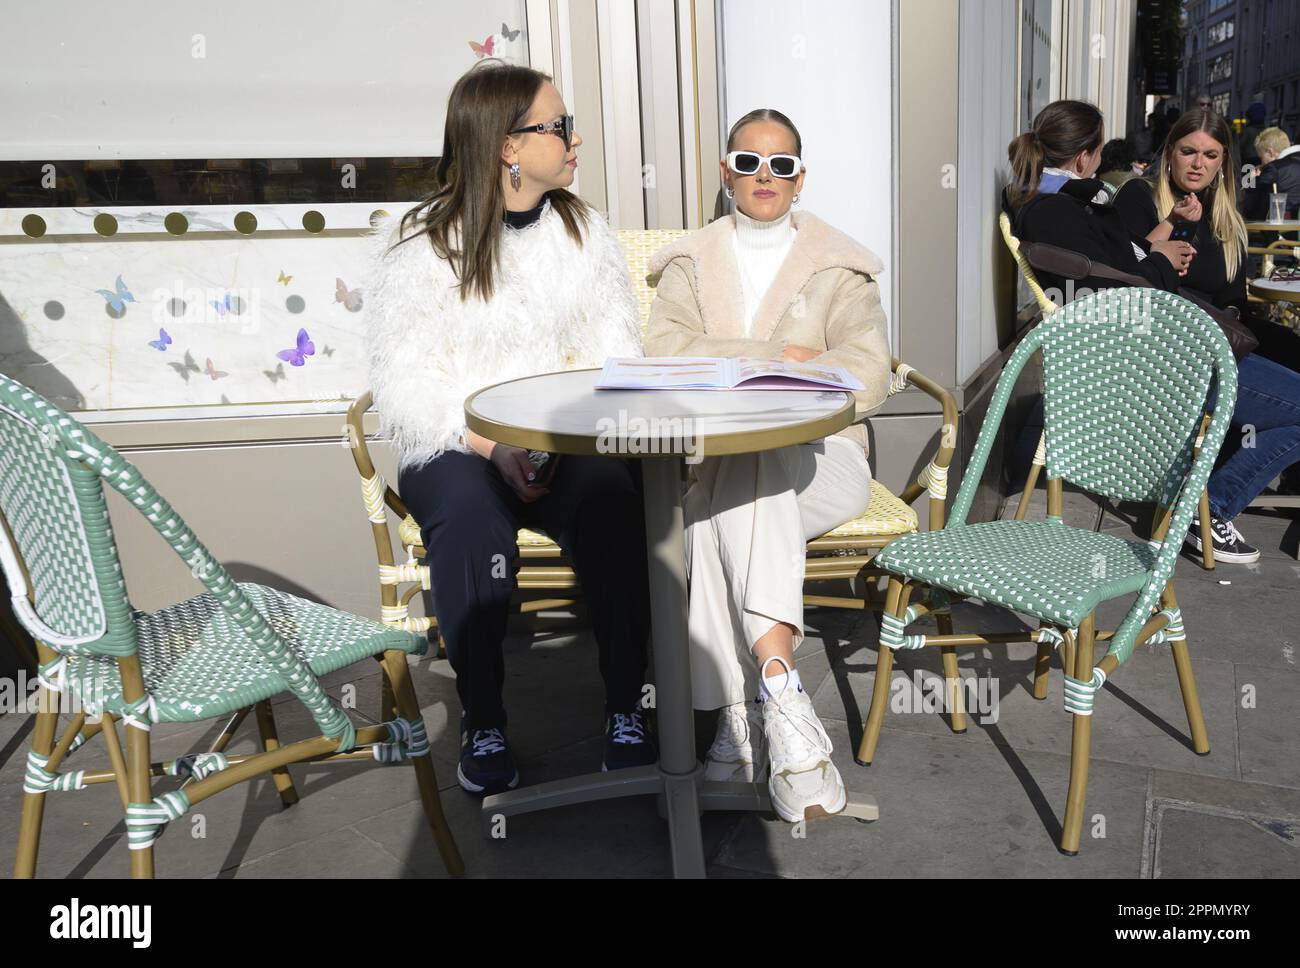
xmin=364 ymin=199 xmax=644 ymax=472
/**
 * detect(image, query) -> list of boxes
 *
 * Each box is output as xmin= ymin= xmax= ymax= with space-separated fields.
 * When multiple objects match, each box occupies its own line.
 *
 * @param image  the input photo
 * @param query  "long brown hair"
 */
xmin=1151 ymin=108 xmax=1248 ymax=280
xmin=388 ymin=60 xmax=589 ymax=302
xmin=1006 ymin=100 xmax=1104 ymax=209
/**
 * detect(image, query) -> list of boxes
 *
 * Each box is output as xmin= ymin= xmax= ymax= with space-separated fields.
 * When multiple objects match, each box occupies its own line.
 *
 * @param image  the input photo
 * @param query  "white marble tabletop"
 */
xmin=464 ymin=368 xmax=856 ymax=459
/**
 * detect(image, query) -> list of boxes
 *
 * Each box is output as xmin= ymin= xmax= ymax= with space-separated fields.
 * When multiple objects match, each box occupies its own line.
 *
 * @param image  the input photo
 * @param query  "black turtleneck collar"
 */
xmin=504 ymin=197 xmax=547 ymax=230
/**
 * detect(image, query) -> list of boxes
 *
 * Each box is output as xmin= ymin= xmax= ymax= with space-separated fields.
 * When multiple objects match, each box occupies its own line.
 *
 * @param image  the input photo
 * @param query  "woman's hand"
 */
xmin=781 ymin=344 xmax=820 ymax=363
xmin=1171 ymin=192 xmax=1202 ymax=223
xmin=1150 ymin=239 xmax=1197 ymax=276
xmin=490 ymin=444 xmax=550 ymax=502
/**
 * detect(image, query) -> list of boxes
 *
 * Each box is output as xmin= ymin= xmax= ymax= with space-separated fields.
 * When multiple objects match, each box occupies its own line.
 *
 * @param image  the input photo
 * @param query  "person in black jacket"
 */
xmin=1241 ymin=127 xmax=1300 ymax=220
xmin=1005 ymin=101 xmax=1300 ymax=565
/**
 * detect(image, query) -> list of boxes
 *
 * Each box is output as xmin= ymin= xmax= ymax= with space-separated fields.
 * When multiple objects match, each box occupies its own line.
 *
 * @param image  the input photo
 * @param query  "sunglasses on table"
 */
xmin=726 ymin=150 xmax=803 ymax=178
xmin=509 ymin=114 xmax=575 ymax=150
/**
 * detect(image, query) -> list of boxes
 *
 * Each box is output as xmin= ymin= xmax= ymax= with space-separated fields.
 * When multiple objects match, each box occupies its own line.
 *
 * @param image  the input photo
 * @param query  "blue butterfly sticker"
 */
xmin=96 ymin=275 xmax=135 ymax=313
xmin=147 ymin=328 xmax=172 ymax=351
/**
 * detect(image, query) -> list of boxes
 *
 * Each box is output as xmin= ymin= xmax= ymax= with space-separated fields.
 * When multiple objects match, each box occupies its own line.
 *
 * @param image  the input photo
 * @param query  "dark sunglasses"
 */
xmin=726 ymin=150 xmax=803 ymax=179
xmin=509 ymin=114 xmax=575 ymax=150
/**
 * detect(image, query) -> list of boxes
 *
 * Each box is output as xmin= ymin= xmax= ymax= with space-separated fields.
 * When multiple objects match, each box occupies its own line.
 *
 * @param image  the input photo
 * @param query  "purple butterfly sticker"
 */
xmin=276 ymin=328 xmax=315 ymax=366
xmin=148 ymin=328 xmax=172 ymax=351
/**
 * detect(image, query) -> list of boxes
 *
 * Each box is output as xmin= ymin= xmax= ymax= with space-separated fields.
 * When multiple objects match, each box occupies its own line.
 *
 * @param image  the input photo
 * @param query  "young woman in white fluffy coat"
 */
xmin=364 ymin=61 xmax=656 ymax=797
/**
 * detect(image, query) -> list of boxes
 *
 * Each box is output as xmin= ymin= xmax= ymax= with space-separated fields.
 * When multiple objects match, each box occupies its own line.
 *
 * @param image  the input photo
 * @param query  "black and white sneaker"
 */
xmin=457 ymin=724 xmax=520 ymax=796
xmin=601 ymin=709 xmax=658 ymax=772
xmin=1184 ymin=514 xmax=1261 ymax=564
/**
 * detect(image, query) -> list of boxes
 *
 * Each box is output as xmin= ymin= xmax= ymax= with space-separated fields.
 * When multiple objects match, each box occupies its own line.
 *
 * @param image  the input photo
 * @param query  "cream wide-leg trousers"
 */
xmin=683 ymin=435 xmax=873 ymax=711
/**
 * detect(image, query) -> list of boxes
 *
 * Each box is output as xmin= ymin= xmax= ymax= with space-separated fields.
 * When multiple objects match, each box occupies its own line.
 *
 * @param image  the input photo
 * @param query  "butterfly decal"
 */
xmin=501 ymin=22 xmax=520 ymax=41
xmin=211 ymin=292 xmax=233 ymax=316
xmin=277 ymin=270 xmax=293 ymax=285
xmin=276 ymin=328 xmax=315 ymax=367
xmin=147 ymin=328 xmax=172 ymax=351
xmin=469 ymin=34 xmax=495 ymax=58
xmin=96 ymin=275 xmax=136 ymax=313
xmin=205 ymin=357 xmax=229 ymax=381
xmin=167 ymin=350 xmax=202 ymax=382
xmin=335 ymin=278 xmax=363 ymax=312
xmin=263 ymin=362 xmax=286 ymax=384
xmin=320 ymin=344 xmax=336 ymax=358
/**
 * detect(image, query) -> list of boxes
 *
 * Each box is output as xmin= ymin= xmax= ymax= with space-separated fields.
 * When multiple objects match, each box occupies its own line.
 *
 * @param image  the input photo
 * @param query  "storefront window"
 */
xmin=0 ymin=1 xmax=530 ymax=418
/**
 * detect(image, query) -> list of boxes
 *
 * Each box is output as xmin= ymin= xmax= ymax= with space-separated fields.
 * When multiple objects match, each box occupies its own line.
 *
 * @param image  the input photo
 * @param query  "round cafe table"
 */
xmin=465 ymin=367 xmax=875 ymax=877
xmin=1245 ymin=220 xmax=1300 ymax=233
xmin=1248 ymin=277 xmax=1300 ymax=306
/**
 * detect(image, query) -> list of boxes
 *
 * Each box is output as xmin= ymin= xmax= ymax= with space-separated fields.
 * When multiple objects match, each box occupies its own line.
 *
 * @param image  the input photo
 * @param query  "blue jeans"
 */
xmin=1206 ymin=352 xmax=1300 ymax=522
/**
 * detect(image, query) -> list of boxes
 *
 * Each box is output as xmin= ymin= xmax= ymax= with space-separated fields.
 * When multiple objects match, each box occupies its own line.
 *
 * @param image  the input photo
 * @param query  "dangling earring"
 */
xmin=793 ymin=192 xmax=801 ymax=204
xmin=509 ymin=162 xmax=521 ymax=191
xmin=725 ymin=186 xmax=735 ymax=199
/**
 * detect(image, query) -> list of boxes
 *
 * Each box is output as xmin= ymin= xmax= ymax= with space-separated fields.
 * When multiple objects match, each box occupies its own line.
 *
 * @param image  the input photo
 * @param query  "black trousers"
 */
xmin=398 ymin=450 xmax=651 ymax=731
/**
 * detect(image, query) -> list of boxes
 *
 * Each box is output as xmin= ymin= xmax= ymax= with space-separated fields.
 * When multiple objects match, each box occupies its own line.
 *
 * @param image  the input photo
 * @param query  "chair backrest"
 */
xmin=617 ymin=229 xmax=689 ymax=333
xmin=0 ymin=375 xmax=138 ymax=656
xmin=998 ymin=211 xmax=1058 ymax=319
xmin=949 ymin=287 xmax=1237 ymax=527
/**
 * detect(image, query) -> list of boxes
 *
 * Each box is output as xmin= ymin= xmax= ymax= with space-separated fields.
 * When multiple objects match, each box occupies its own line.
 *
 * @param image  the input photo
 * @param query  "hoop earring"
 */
xmin=509 ymin=162 xmax=521 ymax=191
xmin=725 ymin=186 xmax=735 ymax=199
xmin=793 ymin=193 xmax=801 ymax=204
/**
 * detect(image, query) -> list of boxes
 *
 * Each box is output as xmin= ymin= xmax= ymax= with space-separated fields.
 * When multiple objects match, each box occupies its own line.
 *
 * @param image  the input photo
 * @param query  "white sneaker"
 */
xmin=759 ymin=658 xmax=847 ymax=822
xmin=704 ymin=700 xmax=766 ymax=782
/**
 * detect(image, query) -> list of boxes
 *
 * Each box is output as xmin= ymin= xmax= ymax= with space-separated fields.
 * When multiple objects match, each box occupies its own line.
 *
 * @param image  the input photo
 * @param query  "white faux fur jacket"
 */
xmin=364 ymin=198 xmax=643 ymax=471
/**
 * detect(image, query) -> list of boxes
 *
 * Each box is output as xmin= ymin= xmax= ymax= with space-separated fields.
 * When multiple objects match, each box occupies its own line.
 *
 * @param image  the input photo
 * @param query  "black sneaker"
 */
xmin=1184 ymin=514 xmax=1261 ymax=564
xmin=601 ymin=709 xmax=658 ymax=772
xmin=457 ymin=723 xmax=520 ymax=796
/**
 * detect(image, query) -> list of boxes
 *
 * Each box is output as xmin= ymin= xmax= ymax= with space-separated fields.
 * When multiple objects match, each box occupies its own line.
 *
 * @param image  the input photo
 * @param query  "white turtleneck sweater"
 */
xmin=732 ymin=207 xmax=796 ymax=337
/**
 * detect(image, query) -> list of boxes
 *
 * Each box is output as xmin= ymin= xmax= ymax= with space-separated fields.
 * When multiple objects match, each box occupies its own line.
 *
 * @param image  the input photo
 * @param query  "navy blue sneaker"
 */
xmin=602 ymin=709 xmax=658 ymax=771
xmin=458 ymin=723 xmax=520 ymax=796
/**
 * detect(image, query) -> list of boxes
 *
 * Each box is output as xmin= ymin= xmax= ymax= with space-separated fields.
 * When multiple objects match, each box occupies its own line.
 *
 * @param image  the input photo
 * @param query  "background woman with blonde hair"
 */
xmin=1110 ymin=107 xmax=1300 ymax=559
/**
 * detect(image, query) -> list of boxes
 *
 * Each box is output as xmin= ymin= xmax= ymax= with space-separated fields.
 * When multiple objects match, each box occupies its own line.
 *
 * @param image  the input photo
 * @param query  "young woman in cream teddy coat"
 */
xmin=646 ymin=109 xmax=891 ymax=823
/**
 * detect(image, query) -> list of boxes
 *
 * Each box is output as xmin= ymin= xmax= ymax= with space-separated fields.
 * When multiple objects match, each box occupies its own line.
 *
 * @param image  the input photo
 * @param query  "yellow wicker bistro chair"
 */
xmin=999 ymin=213 xmax=1219 ymax=568
xmin=2 ymin=374 xmax=463 ymax=878
xmin=860 ymin=288 xmax=1235 ymax=855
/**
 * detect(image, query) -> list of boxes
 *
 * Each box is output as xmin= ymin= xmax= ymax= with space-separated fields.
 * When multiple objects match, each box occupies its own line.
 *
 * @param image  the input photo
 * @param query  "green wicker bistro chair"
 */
xmin=999 ymin=212 xmax=1220 ymax=569
xmin=859 ymin=288 xmax=1237 ymax=855
xmin=0 ymin=375 xmax=463 ymax=878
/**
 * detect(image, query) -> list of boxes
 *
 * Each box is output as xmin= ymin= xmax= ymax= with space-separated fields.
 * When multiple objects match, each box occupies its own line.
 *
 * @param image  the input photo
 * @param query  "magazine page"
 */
xmin=595 ymin=357 xmax=737 ymax=389
xmin=733 ymin=358 xmax=865 ymax=391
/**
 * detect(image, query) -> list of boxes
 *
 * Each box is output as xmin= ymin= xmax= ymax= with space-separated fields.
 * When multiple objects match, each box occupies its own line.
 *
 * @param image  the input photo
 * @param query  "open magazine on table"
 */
xmin=595 ymin=357 xmax=864 ymax=391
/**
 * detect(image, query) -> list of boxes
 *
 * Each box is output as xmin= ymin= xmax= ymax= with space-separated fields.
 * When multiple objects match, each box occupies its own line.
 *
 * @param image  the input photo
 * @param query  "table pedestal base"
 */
xmin=482 ymin=768 xmax=878 ymax=876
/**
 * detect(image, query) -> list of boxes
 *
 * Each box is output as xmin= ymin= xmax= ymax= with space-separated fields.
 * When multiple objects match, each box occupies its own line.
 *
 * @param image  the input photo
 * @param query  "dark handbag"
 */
xmin=1022 ymin=242 xmax=1259 ymax=361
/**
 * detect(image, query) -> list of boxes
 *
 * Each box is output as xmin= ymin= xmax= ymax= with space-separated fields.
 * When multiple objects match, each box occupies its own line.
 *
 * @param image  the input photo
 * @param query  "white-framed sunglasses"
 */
xmin=726 ymin=150 xmax=803 ymax=179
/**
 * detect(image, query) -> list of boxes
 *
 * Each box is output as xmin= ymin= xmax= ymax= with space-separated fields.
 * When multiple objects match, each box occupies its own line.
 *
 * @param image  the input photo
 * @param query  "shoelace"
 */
xmin=610 ymin=712 xmax=646 ymax=745
xmin=470 ymin=728 xmax=506 ymax=757
xmin=1211 ymin=516 xmax=1247 ymax=546
xmin=711 ymin=704 xmax=754 ymax=757
xmin=767 ymin=695 xmax=830 ymax=760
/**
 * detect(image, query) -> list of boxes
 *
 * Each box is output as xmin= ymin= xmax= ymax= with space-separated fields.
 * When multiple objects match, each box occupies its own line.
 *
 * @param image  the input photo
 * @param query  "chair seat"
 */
xmin=872 ymin=519 xmax=1158 ymax=627
xmin=65 ymin=583 xmax=423 ymax=724
xmin=398 ymin=514 xmax=557 ymax=554
xmin=818 ymin=480 xmax=919 ymax=539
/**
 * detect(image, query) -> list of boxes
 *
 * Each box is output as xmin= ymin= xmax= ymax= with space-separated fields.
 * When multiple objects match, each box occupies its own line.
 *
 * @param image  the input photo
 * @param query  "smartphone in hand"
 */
xmin=1169 ymin=220 xmax=1197 ymax=243
xmin=526 ymin=450 xmax=559 ymax=487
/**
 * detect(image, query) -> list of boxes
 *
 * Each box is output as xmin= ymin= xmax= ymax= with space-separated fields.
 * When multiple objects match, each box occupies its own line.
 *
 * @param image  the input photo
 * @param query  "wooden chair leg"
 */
xmin=1032 ymin=625 xmax=1053 ymax=700
xmin=13 ymin=683 xmax=60 ymax=878
xmin=1060 ymin=612 xmax=1096 ymax=855
xmin=127 ymin=717 xmax=155 ymax=879
xmin=1197 ymin=489 xmax=1215 ymax=570
xmin=381 ymin=649 xmax=464 ymax=875
xmin=856 ymin=578 xmax=910 ymax=766
xmin=937 ymin=612 xmax=967 ymax=733
xmin=255 ymin=700 xmax=300 ymax=807
xmin=1162 ymin=583 xmax=1210 ymax=754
